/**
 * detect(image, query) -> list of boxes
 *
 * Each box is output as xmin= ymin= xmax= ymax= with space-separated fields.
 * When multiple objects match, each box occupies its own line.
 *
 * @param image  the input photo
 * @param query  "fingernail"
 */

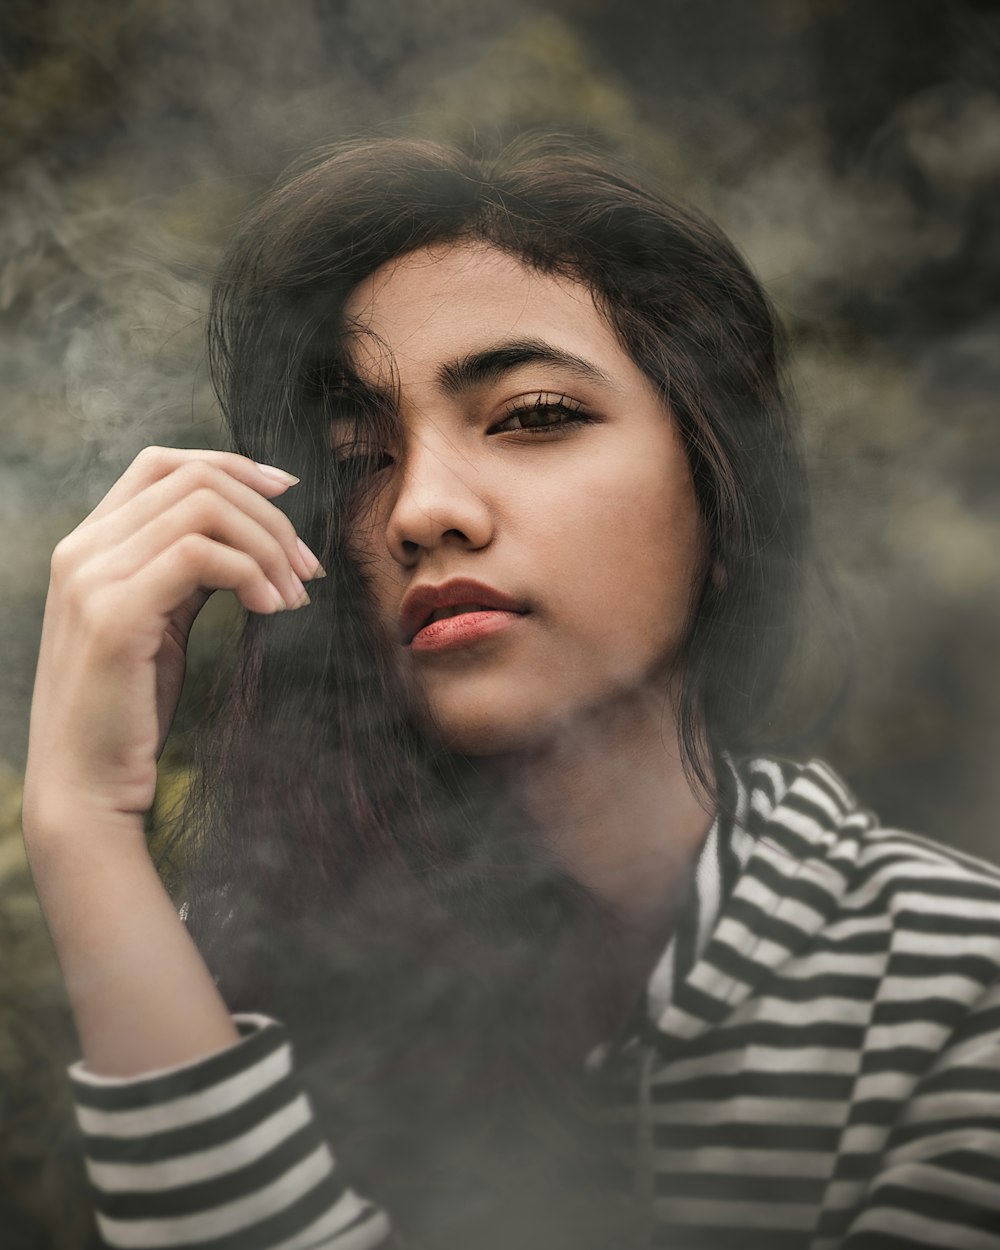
xmin=296 ymin=537 xmax=327 ymax=579
xmin=256 ymin=463 xmax=300 ymax=486
xmin=265 ymin=581 xmax=287 ymax=612
xmin=289 ymin=574 xmax=310 ymax=608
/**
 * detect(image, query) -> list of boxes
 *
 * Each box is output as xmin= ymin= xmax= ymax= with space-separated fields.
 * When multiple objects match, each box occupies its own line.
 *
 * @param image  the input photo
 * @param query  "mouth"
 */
xmin=399 ymin=579 xmax=529 ymax=645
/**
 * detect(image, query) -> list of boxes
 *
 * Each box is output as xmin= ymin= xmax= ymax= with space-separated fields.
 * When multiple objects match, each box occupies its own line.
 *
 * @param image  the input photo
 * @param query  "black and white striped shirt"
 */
xmin=70 ymin=757 xmax=1000 ymax=1248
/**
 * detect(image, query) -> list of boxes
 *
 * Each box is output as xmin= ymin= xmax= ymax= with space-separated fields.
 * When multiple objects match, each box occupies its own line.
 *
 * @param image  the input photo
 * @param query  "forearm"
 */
xmin=25 ymin=816 xmax=238 ymax=1077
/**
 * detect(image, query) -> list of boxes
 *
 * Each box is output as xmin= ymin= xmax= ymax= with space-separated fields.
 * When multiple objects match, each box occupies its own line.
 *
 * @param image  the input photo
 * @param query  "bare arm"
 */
xmin=21 ymin=446 xmax=322 ymax=1076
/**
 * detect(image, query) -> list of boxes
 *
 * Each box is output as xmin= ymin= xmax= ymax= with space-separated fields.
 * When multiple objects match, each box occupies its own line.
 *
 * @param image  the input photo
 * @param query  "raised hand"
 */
xmin=23 ymin=446 xmax=323 ymax=842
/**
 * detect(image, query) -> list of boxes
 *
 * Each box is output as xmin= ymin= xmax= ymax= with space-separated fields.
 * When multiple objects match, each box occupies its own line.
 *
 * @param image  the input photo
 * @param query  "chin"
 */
xmin=418 ymin=710 xmax=540 ymax=758
xmin=409 ymin=686 xmax=558 ymax=758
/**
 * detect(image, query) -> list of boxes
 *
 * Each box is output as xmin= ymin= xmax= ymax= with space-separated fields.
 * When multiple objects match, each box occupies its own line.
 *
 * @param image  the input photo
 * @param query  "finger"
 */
xmin=85 ymin=537 xmax=290 ymax=665
xmin=84 ymin=446 xmax=301 ymax=527
xmin=68 ymin=459 xmax=324 ymax=585
xmin=81 ymin=490 xmax=311 ymax=611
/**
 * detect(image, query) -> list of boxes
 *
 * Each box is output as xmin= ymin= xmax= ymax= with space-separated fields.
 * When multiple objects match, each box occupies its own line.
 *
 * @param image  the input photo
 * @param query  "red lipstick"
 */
xmin=399 ymin=578 xmax=528 ymax=653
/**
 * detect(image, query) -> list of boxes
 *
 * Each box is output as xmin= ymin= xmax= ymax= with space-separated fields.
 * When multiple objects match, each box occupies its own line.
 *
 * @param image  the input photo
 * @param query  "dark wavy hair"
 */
xmin=174 ymin=134 xmax=808 ymax=1248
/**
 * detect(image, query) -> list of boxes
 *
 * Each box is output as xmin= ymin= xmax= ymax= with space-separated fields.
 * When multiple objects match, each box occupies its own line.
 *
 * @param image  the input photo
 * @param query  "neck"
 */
xmin=487 ymin=687 xmax=715 ymax=1023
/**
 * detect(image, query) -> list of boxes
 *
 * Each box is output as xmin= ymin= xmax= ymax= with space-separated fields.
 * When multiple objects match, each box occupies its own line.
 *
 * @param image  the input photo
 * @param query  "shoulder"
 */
xmin=736 ymin=754 xmax=1000 ymax=967
xmin=741 ymin=752 xmax=1000 ymax=884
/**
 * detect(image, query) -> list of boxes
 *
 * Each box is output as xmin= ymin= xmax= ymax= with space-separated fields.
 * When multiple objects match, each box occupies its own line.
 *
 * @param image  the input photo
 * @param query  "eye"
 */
xmin=491 ymin=392 xmax=591 ymax=435
xmin=335 ymin=445 xmax=395 ymax=479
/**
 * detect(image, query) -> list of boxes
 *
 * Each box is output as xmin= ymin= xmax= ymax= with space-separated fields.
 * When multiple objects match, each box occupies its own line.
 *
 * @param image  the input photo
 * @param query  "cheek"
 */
xmin=537 ymin=455 xmax=705 ymax=669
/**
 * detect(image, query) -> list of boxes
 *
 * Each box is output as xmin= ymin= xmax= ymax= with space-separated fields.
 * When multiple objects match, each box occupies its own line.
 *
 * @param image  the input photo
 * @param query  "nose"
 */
xmin=385 ymin=436 xmax=494 ymax=565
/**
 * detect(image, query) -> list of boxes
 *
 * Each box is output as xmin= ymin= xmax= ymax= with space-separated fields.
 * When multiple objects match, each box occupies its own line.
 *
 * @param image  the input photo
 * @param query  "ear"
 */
xmin=711 ymin=560 xmax=728 ymax=590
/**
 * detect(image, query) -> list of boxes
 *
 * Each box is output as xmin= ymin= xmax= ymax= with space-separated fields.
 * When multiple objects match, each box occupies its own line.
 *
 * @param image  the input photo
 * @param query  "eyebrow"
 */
xmin=437 ymin=337 xmax=616 ymax=395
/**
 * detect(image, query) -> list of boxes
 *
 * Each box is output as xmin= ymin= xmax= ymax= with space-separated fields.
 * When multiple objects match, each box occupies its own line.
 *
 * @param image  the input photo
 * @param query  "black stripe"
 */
xmin=780 ymin=789 xmax=843 ymax=833
xmin=933 ymin=1149 xmax=1000 ymax=1185
xmin=81 ymin=1074 xmax=302 ymax=1164
xmin=864 ymin=1180 xmax=1000 ymax=1234
xmin=648 ymin=1069 xmax=855 ymax=1103
xmin=847 ymin=868 xmax=1000 ymax=906
xmin=722 ymin=896 xmax=814 ymax=952
xmin=858 ymin=1045 xmax=938 ymax=1077
xmin=869 ymin=998 xmax=969 ymax=1029
xmin=828 ymin=1097 xmax=905 ymax=1128
xmin=884 ymin=951 xmax=998 ymax=986
xmin=810 ymin=930 xmax=892 ymax=954
xmin=655 ymin=1018 xmax=868 ymax=1060
xmin=91 ymin=1123 xmax=334 ymax=1220
xmin=916 ymin=1064 xmax=1000 ymax=1096
xmin=653 ymin=1168 xmax=828 ymax=1204
xmin=649 ymin=1120 xmax=843 ymax=1152
xmin=669 ymin=980 xmax=733 ymax=1027
xmin=651 ymin=1221 xmax=810 ymax=1249
xmin=672 ymin=863 xmax=702 ymax=994
xmin=743 ymin=856 xmax=843 ymax=915
xmin=890 ymin=1113 xmax=1000 ymax=1148
xmin=595 ymin=1117 xmax=842 ymax=1158
xmin=843 ymin=907 xmax=1000 ymax=940
xmin=801 ymin=765 xmax=854 ymax=818
xmin=72 ymin=1025 xmax=287 ymax=1111
xmin=101 ymin=1173 xmax=368 ymax=1250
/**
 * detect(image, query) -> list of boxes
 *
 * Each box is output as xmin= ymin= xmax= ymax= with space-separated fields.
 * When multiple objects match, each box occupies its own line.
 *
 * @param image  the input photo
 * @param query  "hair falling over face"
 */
xmin=165 ymin=133 xmax=813 ymax=1247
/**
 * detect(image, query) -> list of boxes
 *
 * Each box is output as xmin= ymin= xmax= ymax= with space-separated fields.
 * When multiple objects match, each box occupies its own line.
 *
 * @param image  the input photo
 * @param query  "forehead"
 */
xmin=342 ymin=242 xmax=627 ymax=384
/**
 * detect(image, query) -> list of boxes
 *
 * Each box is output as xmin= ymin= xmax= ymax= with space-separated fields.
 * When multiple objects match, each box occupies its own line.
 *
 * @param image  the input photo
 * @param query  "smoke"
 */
xmin=2 ymin=2 xmax=1000 ymax=1245
xmin=2 ymin=0 xmax=999 ymax=832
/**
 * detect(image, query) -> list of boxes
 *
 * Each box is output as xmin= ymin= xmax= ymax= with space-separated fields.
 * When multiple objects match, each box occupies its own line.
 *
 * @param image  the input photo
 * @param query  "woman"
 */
xmin=22 ymin=136 xmax=1000 ymax=1250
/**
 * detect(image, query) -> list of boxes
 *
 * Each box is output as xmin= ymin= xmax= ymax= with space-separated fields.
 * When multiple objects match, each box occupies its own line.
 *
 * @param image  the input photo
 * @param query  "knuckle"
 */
xmin=173 ymin=458 xmax=215 ymax=490
xmin=134 ymin=444 xmax=170 ymax=471
xmin=173 ymin=531 xmax=210 ymax=564
xmin=185 ymin=485 xmax=222 ymax=523
xmin=49 ymin=535 xmax=78 ymax=580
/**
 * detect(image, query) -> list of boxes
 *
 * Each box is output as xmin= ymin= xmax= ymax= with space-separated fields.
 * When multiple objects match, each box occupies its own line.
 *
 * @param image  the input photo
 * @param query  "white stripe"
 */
xmin=646 ymin=940 xmax=676 ymax=1022
xmin=859 ymin=829 xmax=1000 ymax=879
xmin=862 ymin=1019 xmax=952 ymax=1052
xmin=95 ymin=1143 xmax=335 ymax=1248
xmin=85 ymin=1094 xmax=314 ymax=1190
xmin=767 ymin=806 xmax=828 ymax=845
xmin=653 ymin=1145 xmax=834 ymax=1178
xmin=834 ymin=1122 xmax=893 ymax=1156
xmin=849 ymin=1069 xmax=920 ymax=1103
xmin=886 ymin=1126 xmax=1000 ymax=1168
xmin=76 ymin=1044 xmax=292 ymax=1139
xmin=903 ymin=1088 xmax=1000 ymax=1125
xmin=772 ymin=948 xmax=887 ymax=980
xmin=741 ymin=994 xmax=876 ymax=1027
xmin=885 ymin=928 xmax=1000 ymax=959
xmin=748 ymin=758 xmax=789 ymax=816
xmin=694 ymin=822 xmax=722 ymax=959
xmin=878 ymin=971 xmax=990 ymax=1001
xmin=649 ymin=1043 xmax=860 ymax=1085
xmin=805 ymin=759 xmax=854 ymax=810
xmin=848 ymin=1201 xmax=1000 ymax=1250
xmin=268 ymin=1190 xmax=390 ymax=1250
xmin=818 ymin=913 xmax=892 ymax=940
xmin=793 ymin=776 xmax=846 ymax=825
xmin=646 ymin=1096 xmax=849 ymax=1127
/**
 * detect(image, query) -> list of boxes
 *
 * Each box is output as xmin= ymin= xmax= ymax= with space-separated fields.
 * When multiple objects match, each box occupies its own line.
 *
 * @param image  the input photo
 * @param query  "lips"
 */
xmin=399 ymin=578 xmax=528 ymax=644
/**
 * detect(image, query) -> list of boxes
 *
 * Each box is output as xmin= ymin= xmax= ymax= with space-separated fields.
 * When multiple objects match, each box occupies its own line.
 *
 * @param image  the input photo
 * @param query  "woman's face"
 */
xmin=341 ymin=242 xmax=705 ymax=755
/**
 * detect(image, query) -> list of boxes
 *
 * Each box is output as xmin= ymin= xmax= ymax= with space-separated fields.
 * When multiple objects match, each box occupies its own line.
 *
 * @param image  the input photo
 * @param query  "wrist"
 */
xmin=23 ymin=801 xmax=149 ymax=876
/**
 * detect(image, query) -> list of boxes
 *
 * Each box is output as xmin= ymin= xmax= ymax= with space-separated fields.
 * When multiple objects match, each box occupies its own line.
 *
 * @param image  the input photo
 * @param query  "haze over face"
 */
xmin=2 ymin=0 xmax=999 ymax=853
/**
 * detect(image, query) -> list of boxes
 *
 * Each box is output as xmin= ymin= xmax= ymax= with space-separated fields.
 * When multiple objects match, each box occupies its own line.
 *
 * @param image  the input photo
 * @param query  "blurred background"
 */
xmin=1 ymin=0 xmax=999 ymax=1244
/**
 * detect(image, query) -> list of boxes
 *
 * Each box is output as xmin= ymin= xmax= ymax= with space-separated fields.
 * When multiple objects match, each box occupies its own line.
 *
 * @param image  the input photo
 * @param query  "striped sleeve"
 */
xmin=839 ymin=979 xmax=1000 ymax=1250
xmin=69 ymin=1014 xmax=392 ymax=1250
